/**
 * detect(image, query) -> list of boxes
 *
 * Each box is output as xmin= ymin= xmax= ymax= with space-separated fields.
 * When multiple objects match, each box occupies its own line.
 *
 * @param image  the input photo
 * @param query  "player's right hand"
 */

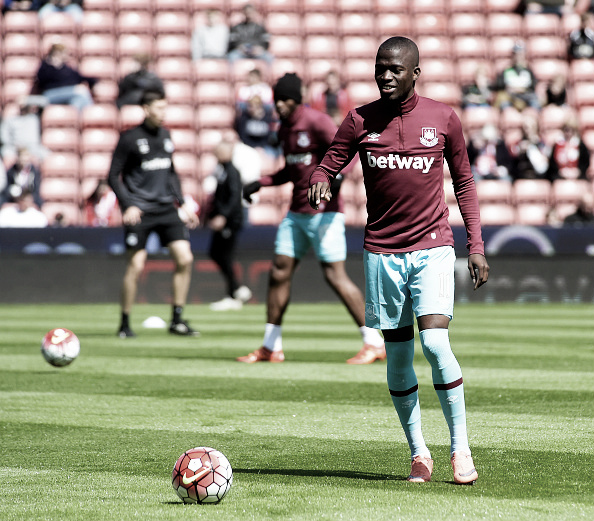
xmin=123 ymin=206 xmax=143 ymax=226
xmin=242 ymin=181 xmax=261 ymax=203
xmin=307 ymin=181 xmax=331 ymax=210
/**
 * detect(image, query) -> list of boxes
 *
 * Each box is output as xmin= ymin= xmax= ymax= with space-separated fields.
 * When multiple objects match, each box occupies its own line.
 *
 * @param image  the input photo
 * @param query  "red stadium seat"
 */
xmin=1 ymin=33 xmax=40 ymax=58
xmin=117 ymin=34 xmax=154 ymax=59
xmin=154 ymin=11 xmax=192 ymax=35
xmin=343 ymin=58 xmax=375 ymax=82
xmin=302 ymin=12 xmax=339 ymax=35
xmin=419 ymin=82 xmax=462 ymax=107
xmin=449 ymin=0 xmax=484 ymax=12
xmin=196 ymin=128 xmax=224 ymax=154
xmin=303 ymin=35 xmax=341 ymax=60
xmin=523 ymin=13 xmax=562 ymax=37
xmin=531 ymin=58 xmax=569 ymax=83
xmin=375 ymin=0 xmax=408 ymax=13
xmin=84 ymin=0 xmax=116 ymax=10
xmin=569 ymin=59 xmax=594 ymax=84
xmin=41 ymin=153 xmax=80 ymax=179
xmin=263 ymin=0 xmax=301 ymax=13
xmin=1 ymin=56 xmax=39 ymax=81
xmin=526 ymin=36 xmax=566 ymax=60
xmin=41 ymin=105 xmax=80 ymax=130
xmin=80 ymin=10 xmax=116 ymax=35
xmin=79 ymin=34 xmax=117 ymax=58
xmin=80 ymin=128 xmax=120 ymax=154
xmin=462 ymin=106 xmax=500 ymax=133
xmin=476 ymin=180 xmax=513 ymax=205
xmin=452 ymin=36 xmax=489 ymax=60
xmin=169 ymin=129 xmax=197 ymax=154
xmin=92 ymin=80 xmax=119 ymax=104
xmin=571 ymin=82 xmax=594 ymax=108
xmin=155 ymin=58 xmax=194 ymax=83
xmin=265 ymin=12 xmax=302 ymax=35
xmin=447 ymin=204 xmax=465 ymax=226
xmin=449 ymin=13 xmax=486 ymax=36
xmin=578 ymin=106 xmax=594 ymax=131
xmin=500 ymin=107 xmax=524 ymax=132
xmin=192 ymin=59 xmax=231 ymax=82
xmin=194 ymin=81 xmax=234 ymax=106
xmin=117 ymin=0 xmax=153 ymax=12
xmin=339 ymin=13 xmax=376 ymax=36
xmin=416 ymin=36 xmax=452 ymax=59
xmin=485 ymin=13 xmax=523 ymax=38
xmin=40 ymin=177 xmax=81 ymax=203
xmin=154 ymin=0 xmax=189 ymax=11
xmin=377 ymin=13 xmax=412 ymax=39
xmin=411 ymin=0 xmax=447 ymax=14
xmin=79 ymin=57 xmax=118 ymax=82
xmin=80 ymin=104 xmax=120 ymax=130
xmin=80 ymin=152 xmax=113 ymax=180
xmin=412 ymin=14 xmax=448 ymax=37
xmin=195 ymin=105 xmax=235 ymax=129
xmin=347 ymin=81 xmax=377 ymax=106
xmin=336 ymin=0 xmax=374 ymax=12
xmin=39 ymin=12 xmax=77 ymax=36
xmin=489 ymin=35 xmax=518 ymax=61
xmin=539 ymin=105 xmax=572 ymax=133
xmin=164 ymin=104 xmax=196 ymax=129
xmin=552 ymin=179 xmax=591 ymax=205
xmin=2 ymin=11 xmax=40 ymax=35
xmin=341 ymin=36 xmax=379 ymax=60
xmin=270 ymin=59 xmax=305 ymax=81
xmin=173 ymin=152 xmax=198 ymax=179
xmin=485 ymin=0 xmax=521 ymax=11
xmin=119 ymin=105 xmax=145 ymax=130
xmin=515 ymin=203 xmax=550 ymax=225
xmin=42 ymin=202 xmax=83 ymax=225
xmin=116 ymin=10 xmax=153 ymax=35
xmin=163 ymin=82 xmax=193 ymax=107
xmin=302 ymin=0 xmax=337 ymax=13
xmin=269 ymin=35 xmax=304 ymax=59
xmin=304 ymin=59 xmax=341 ymax=83
xmin=154 ymin=35 xmax=192 ymax=59
xmin=248 ymin=203 xmax=283 ymax=226
xmin=42 ymin=128 xmax=80 ymax=154
xmin=480 ymin=203 xmax=516 ymax=225
xmin=419 ymin=59 xmax=456 ymax=83
xmin=512 ymin=179 xmax=552 ymax=205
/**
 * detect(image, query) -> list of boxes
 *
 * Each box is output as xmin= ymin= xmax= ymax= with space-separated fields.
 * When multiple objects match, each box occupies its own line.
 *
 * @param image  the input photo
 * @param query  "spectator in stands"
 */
xmin=38 ymin=0 xmax=83 ymax=23
xmin=510 ymin=114 xmax=550 ymax=181
xmin=2 ymin=0 xmax=41 ymax=12
xmin=563 ymin=191 xmax=594 ymax=226
xmin=461 ymin=65 xmax=495 ymax=109
xmin=235 ymin=95 xmax=280 ymax=157
xmin=309 ymin=70 xmax=353 ymax=127
xmin=0 ymin=96 xmax=49 ymax=164
xmin=227 ymin=3 xmax=273 ymax=64
xmin=0 ymin=190 xmax=48 ymax=228
xmin=546 ymin=116 xmax=591 ymax=181
xmin=84 ymin=179 xmax=119 ymax=227
xmin=236 ymin=68 xmax=274 ymax=111
xmin=0 ymin=147 xmax=43 ymax=208
xmin=544 ymin=73 xmax=568 ymax=107
xmin=516 ymin=0 xmax=569 ymax=16
xmin=116 ymin=54 xmax=165 ymax=109
xmin=493 ymin=41 xmax=540 ymax=112
xmin=207 ymin=138 xmax=252 ymax=311
xmin=568 ymin=12 xmax=594 ymax=60
xmin=34 ymin=43 xmax=97 ymax=111
xmin=467 ymin=124 xmax=514 ymax=182
xmin=191 ymin=8 xmax=230 ymax=60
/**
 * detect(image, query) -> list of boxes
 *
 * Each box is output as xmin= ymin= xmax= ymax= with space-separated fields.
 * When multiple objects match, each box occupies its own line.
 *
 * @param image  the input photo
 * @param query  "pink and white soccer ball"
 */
xmin=172 ymin=447 xmax=233 ymax=504
xmin=41 ymin=328 xmax=80 ymax=367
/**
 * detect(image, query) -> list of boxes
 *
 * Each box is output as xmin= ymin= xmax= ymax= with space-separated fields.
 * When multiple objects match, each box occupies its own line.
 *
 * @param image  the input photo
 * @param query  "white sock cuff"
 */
xmin=263 ymin=323 xmax=282 ymax=351
xmin=360 ymin=326 xmax=384 ymax=347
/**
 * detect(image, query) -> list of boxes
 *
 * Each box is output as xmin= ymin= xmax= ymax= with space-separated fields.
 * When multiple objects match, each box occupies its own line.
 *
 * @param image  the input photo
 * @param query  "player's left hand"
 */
xmin=209 ymin=215 xmax=226 ymax=232
xmin=307 ymin=181 xmax=331 ymax=210
xmin=468 ymin=253 xmax=489 ymax=290
xmin=180 ymin=204 xmax=200 ymax=229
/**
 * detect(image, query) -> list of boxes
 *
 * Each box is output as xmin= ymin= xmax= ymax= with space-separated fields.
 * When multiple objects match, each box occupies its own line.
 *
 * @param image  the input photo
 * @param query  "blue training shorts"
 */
xmin=275 ymin=211 xmax=346 ymax=263
xmin=364 ymin=246 xmax=455 ymax=330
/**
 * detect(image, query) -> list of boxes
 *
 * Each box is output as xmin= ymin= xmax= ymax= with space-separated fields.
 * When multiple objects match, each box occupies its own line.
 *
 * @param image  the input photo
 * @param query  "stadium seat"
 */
xmin=531 ymin=58 xmax=569 ymax=83
xmin=190 ymin=0 xmax=227 ymax=12
xmin=452 ymin=36 xmax=489 ymax=60
xmin=302 ymin=12 xmax=339 ymax=35
xmin=485 ymin=13 xmax=523 ymax=38
xmin=515 ymin=203 xmax=550 ymax=225
xmin=265 ymin=12 xmax=302 ymax=35
xmin=79 ymin=56 xmax=118 ymax=82
xmin=1 ymin=56 xmax=39 ymax=81
xmin=117 ymin=34 xmax=154 ymax=59
xmin=578 ymin=106 xmax=594 ymax=131
xmin=196 ymin=128 xmax=224 ymax=154
xmin=2 ymin=11 xmax=40 ymax=35
xmin=449 ymin=13 xmax=486 ymax=36
xmin=339 ymin=13 xmax=376 ymax=36
xmin=476 ymin=180 xmax=513 ymax=205
xmin=40 ymin=177 xmax=81 ymax=203
xmin=270 ymin=59 xmax=305 ymax=81
xmin=1 ymin=33 xmax=40 ymax=58
xmin=116 ymin=10 xmax=154 ymax=35
xmin=416 ymin=36 xmax=452 ymax=60
xmin=479 ymin=203 xmax=516 ymax=225
xmin=484 ymin=0 xmax=521 ymax=11
xmin=42 ymin=128 xmax=80 ymax=154
xmin=154 ymin=35 xmax=192 ymax=59
xmin=552 ymin=179 xmax=591 ymax=205
xmin=190 ymin=59 xmax=230 ymax=83
xmin=119 ymin=105 xmax=145 ymax=130
xmin=80 ymin=152 xmax=113 ymax=179
xmin=304 ymin=59 xmax=341 ymax=82
xmin=155 ymin=58 xmax=194 ymax=82
xmin=571 ymin=82 xmax=594 ymax=108
xmin=523 ymin=13 xmax=562 ymax=38
xmin=347 ymin=81 xmax=377 ymax=106
xmin=336 ymin=0 xmax=373 ymax=12
xmin=92 ymin=80 xmax=119 ymax=104
xmin=195 ymin=104 xmax=235 ymax=129
xmin=117 ymin=0 xmax=153 ymax=12
xmin=39 ymin=12 xmax=78 ymax=36
xmin=462 ymin=106 xmax=500 ymax=133
xmin=269 ymin=35 xmax=304 ymax=59
xmin=79 ymin=34 xmax=116 ymax=58
xmin=83 ymin=0 xmax=116 ymax=10
xmin=412 ymin=14 xmax=448 ymax=38
xmin=172 ymin=152 xmax=198 ymax=178
xmin=169 ymin=129 xmax=197 ymax=154
xmin=194 ymin=81 xmax=234 ymax=106
xmin=303 ymin=35 xmax=341 ymax=60
xmin=154 ymin=0 xmax=190 ymax=11
xmin=569 ymin=59 xmax=594 ymax=84
xmin=248 ymin=203 xmax=283 ymax=226
xmin=343 ymin=58 xmax=375 ymax=82
xmin=419 ymin=59 xmax=456 ymax=83
xmin=409 ymin=0 xmax=447 ymax=14
xmin=263 ymin=0 xmax=301 ymax=13
xmin=500 ymin=107 xmax=524 ymax=132
xmin=80 ymin=128 xmax=120 ymax=154
xmin=419 ymin=82 xmax=462 ymax=107
xmin=41 ymin=153 xmax=80 ymax=179
xmin=302 ymin=0 xmax=338 ymax=13
xmin=164 ymin=104 xmax=196 ymax=129
xmin=42 ymin=201 xmax=82 ymax=226
xmin=526 ymin=36 xmax=566 ymax=60
xmin=80 ymin=10 xmax=116 ymax=35
xmin=456 ymin=58 xmax=494 ymax=87
xmin=154 ymin=11 xmax=192 ymax=35
xmin=449 ymin=0 xmax=484 ymax=12
xmin=539 ymin=104 xmax=571 ymax=134
xmin=512 ymin=179 xmax=552 ymax=206
xmin=489 ymin=35 xmax=518 ymax=61
xmin=164 ymin=81 xmax=195 ymax=106
xmin=341 ymin=36 xmax=379 ymax=60
xmin=377 ymin=13 xmax=412 ymax=39
xmin=41 ymin=105 xmax=80 ymax=130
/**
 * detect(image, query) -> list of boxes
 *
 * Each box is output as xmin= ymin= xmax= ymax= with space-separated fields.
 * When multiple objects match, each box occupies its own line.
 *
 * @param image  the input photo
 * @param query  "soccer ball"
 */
xmin=41 ymin=328 xmax=80 ymax=367
xmin=172 ymin=447 xmax=233 ymax=504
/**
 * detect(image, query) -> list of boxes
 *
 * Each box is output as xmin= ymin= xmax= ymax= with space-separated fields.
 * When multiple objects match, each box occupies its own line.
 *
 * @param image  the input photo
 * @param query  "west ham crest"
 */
xmin=420 ymin=127 xmax=438 ymax=147
xmin=297 ymin=132 xmax=310 ymax=148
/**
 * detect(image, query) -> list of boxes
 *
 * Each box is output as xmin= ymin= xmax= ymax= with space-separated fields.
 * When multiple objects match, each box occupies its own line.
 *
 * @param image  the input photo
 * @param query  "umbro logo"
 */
xmin=367 ymin=132 xmax=381 ymax=142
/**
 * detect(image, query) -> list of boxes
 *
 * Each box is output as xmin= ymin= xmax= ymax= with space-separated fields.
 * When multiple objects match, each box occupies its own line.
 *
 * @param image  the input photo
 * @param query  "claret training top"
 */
xmin=259 ymin=104 xmax=343 ymax=215
xmin=310 ymin=91 xmax=484 ymax=256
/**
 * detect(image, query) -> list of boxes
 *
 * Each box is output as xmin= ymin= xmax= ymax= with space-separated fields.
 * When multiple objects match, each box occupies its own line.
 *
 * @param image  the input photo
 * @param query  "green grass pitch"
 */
xmin=0 ymin=302 xmax=592 ymax=521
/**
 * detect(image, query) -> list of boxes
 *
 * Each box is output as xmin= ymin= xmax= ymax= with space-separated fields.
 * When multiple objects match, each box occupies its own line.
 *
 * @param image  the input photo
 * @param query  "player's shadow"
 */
xmin=233 ymin=468 xmax=406 ymax=481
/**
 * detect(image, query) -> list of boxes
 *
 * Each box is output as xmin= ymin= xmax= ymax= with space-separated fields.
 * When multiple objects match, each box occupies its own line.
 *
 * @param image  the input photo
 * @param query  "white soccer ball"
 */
xmin=172 ymin=447 xmax=233 ymax=504
xmin=41 ymin=328 xmax=80 ymax=367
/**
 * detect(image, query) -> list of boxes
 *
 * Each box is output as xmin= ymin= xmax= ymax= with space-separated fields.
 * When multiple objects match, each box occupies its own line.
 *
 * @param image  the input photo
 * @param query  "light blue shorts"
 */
xmin=275 ymin=211 xmax=346 ymax=263
xmin=364 ymin=246 xmax=455 ymax=330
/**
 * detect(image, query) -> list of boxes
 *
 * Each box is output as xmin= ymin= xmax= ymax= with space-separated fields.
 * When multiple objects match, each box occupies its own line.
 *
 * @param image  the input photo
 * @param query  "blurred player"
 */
xmin=108 ymin=90 xmax=200 ymax=338
xmin=308 ymin=37 xmax=489 ymax=485
xmin=237 ymin=73 xmax=385 ymax=364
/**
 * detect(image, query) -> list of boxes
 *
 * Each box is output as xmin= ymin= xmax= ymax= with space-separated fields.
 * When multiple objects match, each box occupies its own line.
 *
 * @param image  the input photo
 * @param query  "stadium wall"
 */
xmin=0 ymin=226 xmax=592 ymax=304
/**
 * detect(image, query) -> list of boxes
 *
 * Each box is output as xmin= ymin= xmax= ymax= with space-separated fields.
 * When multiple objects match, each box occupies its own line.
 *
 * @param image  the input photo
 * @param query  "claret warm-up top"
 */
xmin=310 ymin=91 xmax=485 ymax=256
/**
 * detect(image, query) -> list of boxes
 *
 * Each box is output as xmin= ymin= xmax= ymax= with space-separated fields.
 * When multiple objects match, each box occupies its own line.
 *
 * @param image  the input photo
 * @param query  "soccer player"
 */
xmin=108 ymin=90 xmax=200 ymax=338
xmin=308 ymin=37 xmax=489 ymax=485
xmin=237 ymin=73 xmax=385 ymax=364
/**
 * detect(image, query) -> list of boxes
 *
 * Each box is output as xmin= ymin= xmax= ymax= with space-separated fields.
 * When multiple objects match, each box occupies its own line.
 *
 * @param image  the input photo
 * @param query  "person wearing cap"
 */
xmin=237 ymin=73 xmax=385 ymax=364
xmin=493 ymin=41 xmax=540 ymax=112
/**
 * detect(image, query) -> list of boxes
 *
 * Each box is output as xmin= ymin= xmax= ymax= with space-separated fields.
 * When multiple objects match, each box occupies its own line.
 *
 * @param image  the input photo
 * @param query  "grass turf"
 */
xmin=0 ymin=302 xmax=592 ymax=521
